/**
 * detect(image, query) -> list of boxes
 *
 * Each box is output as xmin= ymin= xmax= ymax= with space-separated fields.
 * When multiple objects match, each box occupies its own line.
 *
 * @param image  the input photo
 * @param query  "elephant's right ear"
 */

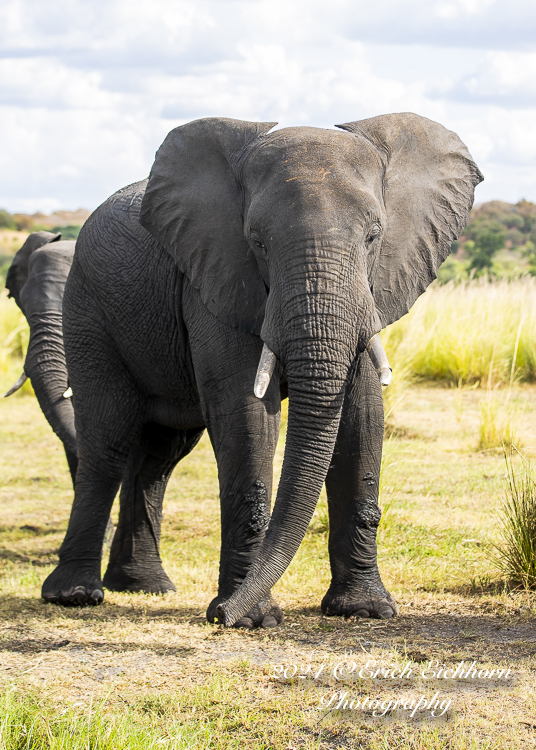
xmin=140 ymin=117 xmax=277 ymax=334
xmin=6 ymin=231 xmax=61 ymax=312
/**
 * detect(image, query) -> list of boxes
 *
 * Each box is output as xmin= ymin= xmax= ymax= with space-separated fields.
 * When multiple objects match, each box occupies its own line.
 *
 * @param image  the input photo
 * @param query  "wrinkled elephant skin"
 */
xmin=41 ymin=115 xmax=483 ymax=626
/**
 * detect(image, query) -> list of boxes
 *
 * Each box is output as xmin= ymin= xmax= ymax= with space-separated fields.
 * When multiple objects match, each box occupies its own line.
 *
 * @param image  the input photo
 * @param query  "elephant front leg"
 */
xmin=204 ymin=398 xmax=283 ymax=628
xmin=185 ymin=289 xmax=283 ymax=628
xmin=322 ymin=352 xmax=398 ymax=620
xmin=207 ymin=472 xmax=283 ymax=629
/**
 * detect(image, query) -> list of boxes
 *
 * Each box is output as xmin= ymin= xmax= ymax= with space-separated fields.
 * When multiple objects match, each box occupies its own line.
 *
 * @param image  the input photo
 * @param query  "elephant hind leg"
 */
xmin=103 ymin=423 xmax=204 ymax=594
xmin=42 ymin=282 xmax=146 ymax=606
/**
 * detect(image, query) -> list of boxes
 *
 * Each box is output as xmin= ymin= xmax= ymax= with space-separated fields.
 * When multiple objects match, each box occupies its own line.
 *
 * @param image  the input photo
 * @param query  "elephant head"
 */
xmin=140 ymin=114 xmax=483 ymax=625
xmin=5 ymin=232 xmax=78 ymax=459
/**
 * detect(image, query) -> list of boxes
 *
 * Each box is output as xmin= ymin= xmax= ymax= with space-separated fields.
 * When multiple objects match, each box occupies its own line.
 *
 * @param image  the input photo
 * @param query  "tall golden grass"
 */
xmin=383 ymin=277 xmax=536 ymax=386
xmin=0 ymin=291 xmax=33 ymax=396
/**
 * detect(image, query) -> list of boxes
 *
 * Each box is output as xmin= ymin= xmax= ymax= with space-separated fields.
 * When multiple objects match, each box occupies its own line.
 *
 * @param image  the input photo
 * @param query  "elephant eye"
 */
xmin=251 ymin=235 xmax=267 ymax=255
xmin=366 ymin=224 xmax=381 ymax=244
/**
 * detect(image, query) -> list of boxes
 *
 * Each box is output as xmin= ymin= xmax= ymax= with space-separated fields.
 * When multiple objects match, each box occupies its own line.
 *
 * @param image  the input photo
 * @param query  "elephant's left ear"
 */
xmin=140 ymin=117 xmax=277 ymax=334
xmin=337 ymin=113 xmax=483 ymax=328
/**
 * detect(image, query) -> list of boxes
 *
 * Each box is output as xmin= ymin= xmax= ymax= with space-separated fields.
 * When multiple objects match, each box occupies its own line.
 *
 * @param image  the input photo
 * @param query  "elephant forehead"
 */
xmin=245 ymin=127 xmax=383 ymax=193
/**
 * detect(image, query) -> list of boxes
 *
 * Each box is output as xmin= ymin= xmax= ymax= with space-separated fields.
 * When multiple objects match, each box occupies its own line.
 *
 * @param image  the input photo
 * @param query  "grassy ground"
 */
xmin=1 ymin=383 xmax=536 ymax=749
xmin=2 ymin=273 xmax=536 ymax=747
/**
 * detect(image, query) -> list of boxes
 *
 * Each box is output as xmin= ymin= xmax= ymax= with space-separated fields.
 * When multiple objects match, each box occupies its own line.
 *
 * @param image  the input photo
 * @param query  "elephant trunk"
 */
xmin=218 ymin=277 xmax=379 ymax=626
xmin=24 ymin=312 xmax=77 ymax=456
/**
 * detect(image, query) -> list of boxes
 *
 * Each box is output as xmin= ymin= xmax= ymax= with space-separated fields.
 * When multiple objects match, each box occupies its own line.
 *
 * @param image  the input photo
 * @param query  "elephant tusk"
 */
xmin=63 ymin=387 xmax=73 ymax=399
xmin=3 ymin=372 xmax=28 ymax=397
xmin=254 ymin=344 xmax=277 ymax=398
xmin=367 ymin=334 xmax=392 ymax=386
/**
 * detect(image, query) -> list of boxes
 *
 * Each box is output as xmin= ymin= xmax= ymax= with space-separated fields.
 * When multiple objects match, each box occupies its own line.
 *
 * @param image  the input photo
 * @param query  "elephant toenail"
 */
xmin=234 ymin=617 xmax=255 ymax=629
xmin=353 ymin=609 xmax=370 ymax=618
xmin=378 ymin=609 xmax=393 ymax=619
xmin=261 ymin=615 xmax=278 ymax=628
xmin=90 ymin=589 xmax=104 ymax=604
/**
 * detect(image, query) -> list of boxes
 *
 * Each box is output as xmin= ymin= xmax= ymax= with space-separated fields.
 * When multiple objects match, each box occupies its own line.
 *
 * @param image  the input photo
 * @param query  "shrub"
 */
xmin=490 ymin=447 xmax=536 ymax=588
xmin=464 ymin=221 xmax=506 ymax=275
xmin=0 ymin=208 xmax=16 ymax=230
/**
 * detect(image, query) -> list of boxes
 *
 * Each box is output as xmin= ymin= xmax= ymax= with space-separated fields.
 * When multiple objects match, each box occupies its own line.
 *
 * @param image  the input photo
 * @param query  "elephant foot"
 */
xmin=103 ymin=560 xmax=176 ymax=594
xmin=207 ymin=594 xmax=283 ymax=629
xmin=321 ymin=576 xmax=399 ymax=620
xmin=42 ymin=562 xmax=104 ymax=606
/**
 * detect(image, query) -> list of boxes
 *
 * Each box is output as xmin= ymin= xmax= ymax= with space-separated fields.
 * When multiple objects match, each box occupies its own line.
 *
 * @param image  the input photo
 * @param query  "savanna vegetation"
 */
xmin=439 ymin=198 xmax=536 ymax=282
xmin=2 ymin=221 xmax=536 ymax=747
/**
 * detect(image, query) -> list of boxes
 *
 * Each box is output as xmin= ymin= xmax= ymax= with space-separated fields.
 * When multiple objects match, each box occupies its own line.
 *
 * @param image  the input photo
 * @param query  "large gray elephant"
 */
xmin=5 ymin=231 xmax=78 ymax=481
xmin=42 ymin=114 xmax=482 ymax=627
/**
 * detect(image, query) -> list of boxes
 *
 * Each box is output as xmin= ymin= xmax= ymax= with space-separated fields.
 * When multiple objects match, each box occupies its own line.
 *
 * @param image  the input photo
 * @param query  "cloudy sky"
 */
xmin=1 ymin=0 xmax=535 ymax=213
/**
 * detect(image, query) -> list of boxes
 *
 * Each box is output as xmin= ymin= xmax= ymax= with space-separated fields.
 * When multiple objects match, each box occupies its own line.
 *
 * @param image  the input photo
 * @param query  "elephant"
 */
xmin=5 ymin=231 xmax=78 ymax=482
xmin=41 ymin=113 xmax=483 ymax=627
xmin=5 ymin=232 xmax=115 ymax=549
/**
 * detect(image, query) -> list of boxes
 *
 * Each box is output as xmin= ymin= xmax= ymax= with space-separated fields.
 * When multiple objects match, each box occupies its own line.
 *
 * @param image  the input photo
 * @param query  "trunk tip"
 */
xmin=216 ymin=602 xmax=234 ymax=628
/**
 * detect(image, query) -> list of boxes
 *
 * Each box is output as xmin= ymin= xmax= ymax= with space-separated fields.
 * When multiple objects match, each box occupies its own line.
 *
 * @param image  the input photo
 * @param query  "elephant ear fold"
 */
xmin=140 ymin=117 xmax=277 ymax=334
xmin=6 ymin=231 xmax=62 ymax=311
xmin=337 ymin=113 xmax=483 ymax=328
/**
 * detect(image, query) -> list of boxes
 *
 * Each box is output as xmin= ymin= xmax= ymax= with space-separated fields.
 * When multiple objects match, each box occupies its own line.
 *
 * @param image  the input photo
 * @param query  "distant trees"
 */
xmin=0 ymin=209 xmax=82 ymax=237
xmin=463 ymin=220 xmax=506 ymax=274
xmin=0 ymin=209 xmax=17 ymax=230
xmin=439 ymin=199 xmax=536 ymax=282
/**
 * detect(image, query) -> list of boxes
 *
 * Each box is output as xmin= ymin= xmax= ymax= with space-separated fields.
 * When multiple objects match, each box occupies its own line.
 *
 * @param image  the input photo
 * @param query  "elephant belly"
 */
xmin=148 ymin=396 xmax=205 ymax=430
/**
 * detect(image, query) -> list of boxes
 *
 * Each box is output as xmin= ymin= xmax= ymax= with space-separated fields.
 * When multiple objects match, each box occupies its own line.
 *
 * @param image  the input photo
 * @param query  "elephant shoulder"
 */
xmin=80 ymin=179 xmax=150 ymax=243
xmin=75 ymin=179 xmax=169 ymax=291
xmin=105 ymin=179 xmax=149 ymax=222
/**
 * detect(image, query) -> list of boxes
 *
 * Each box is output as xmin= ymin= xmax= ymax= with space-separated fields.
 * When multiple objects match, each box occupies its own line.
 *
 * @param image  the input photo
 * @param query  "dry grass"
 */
xmin=0 ymin=229 xmax=29 ymax=252
xmin=2 ymin=387 xmax=536 ymax=748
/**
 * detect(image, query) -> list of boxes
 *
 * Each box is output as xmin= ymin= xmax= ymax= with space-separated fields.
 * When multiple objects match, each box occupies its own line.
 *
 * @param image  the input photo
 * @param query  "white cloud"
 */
xmin=0 ymin=0 xmax=535 ymax=210
xmin=435 ymin=0 xmax=495 ymax=19
xmin=434 ymin=51 xmax=536 ymax=107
